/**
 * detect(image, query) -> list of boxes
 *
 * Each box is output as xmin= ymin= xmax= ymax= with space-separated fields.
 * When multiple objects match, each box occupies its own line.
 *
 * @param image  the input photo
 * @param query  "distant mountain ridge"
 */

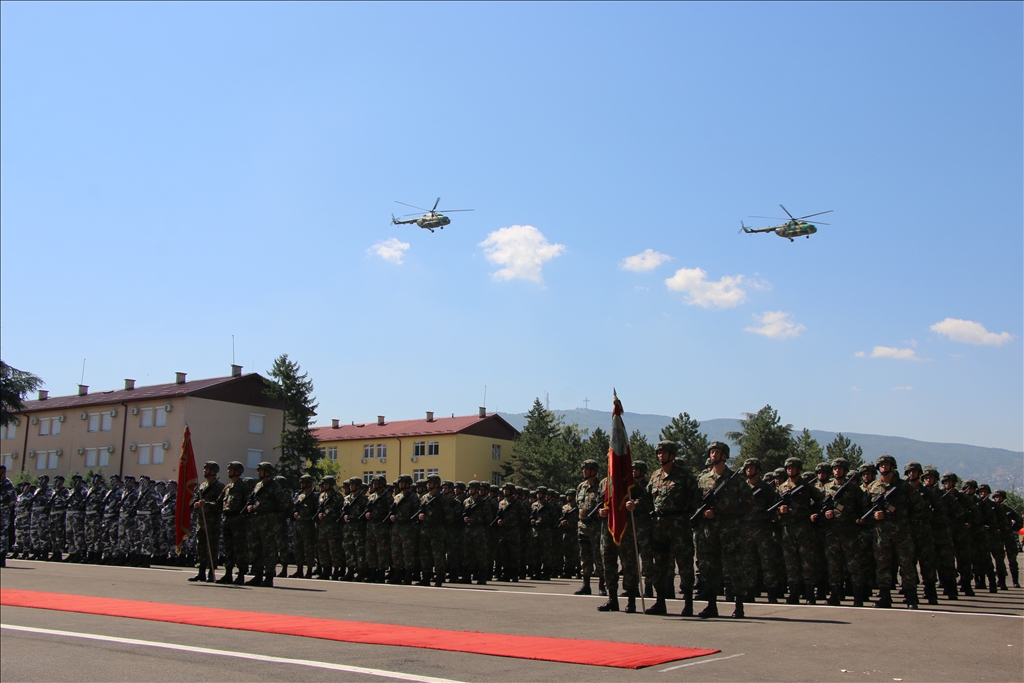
xmin=498 ymin=409 xmax=1023 ymax=489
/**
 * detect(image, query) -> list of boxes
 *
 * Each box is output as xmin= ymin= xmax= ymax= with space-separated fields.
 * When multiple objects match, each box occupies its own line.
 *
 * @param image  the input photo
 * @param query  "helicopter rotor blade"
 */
xmin=779 ymin=205 xmax=796 ymax=220
xmin=432 ymin=198 xmax=441 ymax=212
xmin=749 ymin=215 xmax=786 ymax=220
xmin=808 ymin=221 xmax=830 ymax=226
xmin=401 ymin=212 xmax=422 ymax=217
xmin=795 ymin=210 xmax=833 ymax=220
xmin=435 ymin=209 xmax=474 ymax=212
xmin=395 ymin=201 xmax=430 ymax=211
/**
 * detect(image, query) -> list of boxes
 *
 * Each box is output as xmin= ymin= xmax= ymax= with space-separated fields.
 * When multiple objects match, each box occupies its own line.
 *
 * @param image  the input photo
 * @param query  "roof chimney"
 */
xmin=231 ymin=364 xmax=242 ymax=377
xmin=78 ymin=385 xmax=89 ymax=396
xmin=38 ymin=390 xmax=49 ymax=401
xmin=479 ymin=407 xmax=486 ymax=418
xmin=426 ymin=411 xmax=434 ymax=422
xmin=377 ymin=415 xmax=385 ymax=426
xmin=331 ymin=419 xmax=340 ymax=429
xmin=124 ymin=379 xmax=136 ymax=391
xmin=175 ymin=372 xmax=187 ymax=385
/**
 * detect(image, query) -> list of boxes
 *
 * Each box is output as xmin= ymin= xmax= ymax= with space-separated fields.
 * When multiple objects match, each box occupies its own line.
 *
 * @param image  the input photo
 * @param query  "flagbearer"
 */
xmin=598 ymin=475 xmax=642 ymax=613
xmin=635 ymin=440 xmax=700 ymax=616
xmin=189 ymin=461 xmax=224 ymax=582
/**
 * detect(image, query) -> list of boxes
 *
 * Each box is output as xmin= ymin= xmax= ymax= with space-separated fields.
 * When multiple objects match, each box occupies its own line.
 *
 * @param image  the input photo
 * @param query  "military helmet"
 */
xmin=426 ymin=474 xmax=441 ymax=484
xmin=903 ymin=461 xmax=922 ymax=474
xmin=632 ymin=460 xmax=648 ymax=472
xmin=441 ymin=479 xmax=454 ymax=488
xmin=961 ymin=479 xmax=978 ymax=490
xmin=374 ymin=475 xmax=388 ymax=485
xmin=139 ymin=475 xmax=151 ymax=483
xmin=921 ymin=467 xmax=940 ymax=479
xmin=582 ymin=459 xmax=599 ymax=469
xmin=123 ymin=475 xmax=136 ymax=482
xmin=256 ymin=461 xmax=275 ymax=473
xmin=108 ymin=473 xmax=121 ymax=482
xmin=454 ymin=481 xmax=466 ymax=489
xmin=876 ymin=454 xmax=897 ymax=468
xmin=274 ymin=475 xmax=288 ymax=484
xmin=299 ymin=474 xmax=314 ymax=484
xmin=707 ymin=441 xmax=730 ymax=457
xmin=742 ymin=458 xmax=762 ymax=471
xmin=71 ymin=473 xmax=83 ymax=481
xmin=815 ymin=462 xmax=830 ymax=473
xmin=801 ymin=471 xmax=816 ymax=483
xmin=53 ymin=474 xmax=65 ymax=483
xmin=940 ymin=471 xmax=958 ymax=483
xmin=400 ymin=474 xmax=414 ymax=485
xmin=91 ymin=473 xmax=104 ymax=483
xmin=656 ymin=440 xmax=679 ymax=454
xmin=321 ymin=475 xmax=336 ymax=486
xmin=502 ymin=482 xmax=516 ymax=491
xmin=772 ymin=467 xmax=786 ymax=478
xmin=993 ymin=489 xmax=1007 ymax=499
xmin=831 ymin=458 xmax=851 ymax=471
xmin=349 ymin=476 xmax=363 ymax=486
xmin=860 ymin=463 xmax=877 ymax=474
xmin=565 ymin=488 xmax=575 ymax=497
xmin=536 ymin=485 xmax=548 ymax=494
xmin=978 ymin=483 xmax=991 ymax=493
xmin=203 ymin=461 xmax=220 ymax=472
xmin=784 ymin=457 xmax=803 ymax=469
xmin=227 ymin=461 xmax=244 ymax=473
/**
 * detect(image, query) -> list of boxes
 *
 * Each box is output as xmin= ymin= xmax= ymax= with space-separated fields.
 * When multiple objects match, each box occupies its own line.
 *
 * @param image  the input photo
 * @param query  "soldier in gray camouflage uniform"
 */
xmin=30 ymin=475 xmax=53 ymax=560
xmin=0 ymin=466 xmax=14 ymax=567
xmin=133 ymin=475 xmax=161 ymax=567
xmin=574 ymin=460 xmax=605 ymax=596
xmin=117 ymin=476 xmax=140 ymax=564
xmin=100 ymin=475 xmax=122 ymax=563
xmin=159 ymin=481 xmax=177 ymax=564
xmin=243 ymin=462 xmax=282 ymax=587
xmin=63 ymin=474 xmax=88 ymax=562
xmin=83 ymin=474 xmax=107 ymax=563
xmin=47 ymin=475 xmax=70 ymax=561
xmin=14 ymin=482 xmax=35 ymax=559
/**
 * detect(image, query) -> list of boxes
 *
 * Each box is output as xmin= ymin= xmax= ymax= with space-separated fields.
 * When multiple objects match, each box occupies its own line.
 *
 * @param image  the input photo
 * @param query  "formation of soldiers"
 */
xmin=1 ymin=448 xmax=1021 ymax=621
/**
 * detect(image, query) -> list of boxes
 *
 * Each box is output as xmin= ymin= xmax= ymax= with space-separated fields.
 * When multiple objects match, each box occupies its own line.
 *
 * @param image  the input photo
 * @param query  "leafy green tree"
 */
xmin=791 ymin=428 xmax=824 ymax=469
xmin=825 ymin=433 xmax=865 ymax=469
xmin=1 ymin=360 xmax=43 ymax=427
xmin=629 ymin=429 xmax=658 ymax=474
xmin=725 ymin=404 xmax=794 ymax=472
xmin=266 ymin=354 xmax=322 ymax=487
xmin=659 ymin=412 xmax=709 ymax=475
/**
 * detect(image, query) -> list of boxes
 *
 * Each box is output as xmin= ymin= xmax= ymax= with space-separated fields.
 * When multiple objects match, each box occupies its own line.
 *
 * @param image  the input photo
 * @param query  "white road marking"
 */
xmin=659 ymin=652 xmax=746 ymax=671
xmin=1 ymin=623 xmax=468 ymax=683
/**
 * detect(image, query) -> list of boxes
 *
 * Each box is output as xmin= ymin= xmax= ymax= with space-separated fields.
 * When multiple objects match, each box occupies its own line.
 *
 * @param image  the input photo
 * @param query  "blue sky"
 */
xmin=2 ymin=3 xmax=1021 ymax=451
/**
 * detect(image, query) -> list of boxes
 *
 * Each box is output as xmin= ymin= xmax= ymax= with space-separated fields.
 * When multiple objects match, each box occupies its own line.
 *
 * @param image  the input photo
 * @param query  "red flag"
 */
xmin=607 ymin=390 xmax=635 ymax=545
xmin=174 ymin=425 xmax=199 ymax=552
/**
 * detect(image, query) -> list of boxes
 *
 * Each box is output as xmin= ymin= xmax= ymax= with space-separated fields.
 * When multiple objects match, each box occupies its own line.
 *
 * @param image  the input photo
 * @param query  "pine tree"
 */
xmin=659 ymin=412 xmax=709 ymax=475
xmin=504 ymin=398 xmax=560 ymax=488
xmin=265 ymin=354 xmax=322 ymax=487
xmin=582 ymin=427 xmax=610 ymax=473
xmin=791 ymin=428 xmax=824 ymax=469
xmin=825 ymin=433 xmax=865 ymax=469
xmin=725 ymin=405 xmax=794 ymax=472
xmin=1 ymin=360 xmax=43 ymax=427
xmin=629 ymin=429 xmax=657 ymax=474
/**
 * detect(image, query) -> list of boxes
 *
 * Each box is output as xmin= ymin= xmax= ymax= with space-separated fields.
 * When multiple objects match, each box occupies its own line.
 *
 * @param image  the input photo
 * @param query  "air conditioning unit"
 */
xmin=164 ymin=404 xmax=173 ymax=412
xmin=27 ymin=450 xmax=36 ymax=458
xmin=55 ymin=449 xmax=63 ymax=457
xmin=31 ymin=417 xmax=39 ymax=425
xmin=57 ymin=415 xmax=66 ymax=423
xmin=360 ymin=457 xmax=368 ymax=464
xmin=106 ymin=445 xmax=115 ymax=453
xmin=108 ymin=409 xmax=117 ymax=417
xmin=80 ymin=412 xmax=88 ymax=420
xmin=11 ymin=418 xmax=19 ymax=426
xmin=378 ymin=457 xmax=386 ymax=463
xmin=162 ymin=441 xmax=170 ymax=450
xmin=131 ymin=407 xmax=140 ymax=415
xmin=129 ymin=443 xmax=138 ymax=452
xmin=77 ymin=447 xmax=85 ymax=455
xmin=410 ymin=456 xmax=418 ymax=463
xmin=10 ymin=451 xmax=17 ymax=459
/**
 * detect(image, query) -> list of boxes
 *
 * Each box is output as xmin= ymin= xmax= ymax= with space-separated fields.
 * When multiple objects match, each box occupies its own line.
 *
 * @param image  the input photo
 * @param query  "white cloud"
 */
xmin=893 ymin=386 xmax=914 ymax=391
xmin=930 ymin=318 xmax=1014 ymax=346
xmin=854 ymin=351 xmax=866 ymax=358
xmin=478 ymin=225 xmax=565 ymax=284
xmin=745 ymin=311 xmax=806 ymax=339
xmin=664 ymin=267 xmax=750 ymax=309
xmin=621 ymin=249 xmax=671 ymax=272
xmin=851 ymin=386 xmax=861 ymax=392
xmin=859 ymin=346 xmax=922 ymax=361
xmin=368 ymin=237 xmax=410 ymax=265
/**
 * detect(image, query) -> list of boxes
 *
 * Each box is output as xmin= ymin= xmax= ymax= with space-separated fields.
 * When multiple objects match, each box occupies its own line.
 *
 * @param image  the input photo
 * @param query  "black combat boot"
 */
xmin=574 ymin=577 xmax=592 ymax=595
xmin=874 ymin=587 xmax=892 ymax=608
xmin=805 ymin=583 xmax=816 ymax=605
xmin=417 ymin=571 xmax=431 ymax=587
xmin=277 ymin=564 xmax=288 ymax=578
xmin=680 ymin=588 xmax=694 ymax=617
xmin=697 ymin=595 xmax=719 ymax=619
xmin=852 ymin=584 xmax=865 ymax=607
xmin=260 ymin=574 xmax=274 ymax=588
xmin=433 ymin=572 xmax=444 ymax=588
xmin=946 ymin=579 xmax=958 ymax=600
xmin=216 ymin=567 xmax=235 ymax=584
xmin=597 ymin=591 xmax=620 ymax=612
xmin=244 ymin=570 xmax=264 ymax=586
xmin=766 ymin=585 xmax=779 ymax=604
xmin=826 ymin=585 xmax=842 ymax=606
xmin=49 ymin=551 xmax=62 ymax=562
xmin=975 ymin=574 xmax=985 ymax=590
xmin=306 ymin=565 xmax=316 ymax=579
xmin=289 ymin=566 xmax=304 ymax=578
xmin=62 ymin=552 xmax=77 ymax=563
xmin=731 ymin=598 xmax=744 ymax=619
xmin=785 ymin=583 xmax=801 ymax=604
xmin=997 ymin=575 xmax=1008 ymax=591
xmin=924 ymin=582 xmax=938 ymax=605
xmin=335 ymin=566 xmax=347 ymax=581
xmin=598 ymin=577 xmax=607 ymax=596
xmin=905 ymin=587 xmax=918 ymax=610
xmin=188 ymin=567 xmax=207 ymax=582
xmin=234 ymin=565 xmax=248 ymax=585
xmin=815 ymin=583 xmax=827 ymax=601
xmin=988 ymin=573 xmax=998 ymax=593
xmin=644 ymin=582 xmax=654 ymax=599
xmin=644 ymin=596 xmax=667 ymax=615
xmin=624 ymin=589 xmax=637 ymax=614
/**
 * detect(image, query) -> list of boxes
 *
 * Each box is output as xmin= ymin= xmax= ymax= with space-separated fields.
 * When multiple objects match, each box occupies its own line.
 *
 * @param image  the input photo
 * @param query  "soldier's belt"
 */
xmin=66 ymin=511 xmax=84 ymax=516
xmin=651 ymin=509 xmax=686 ymax=518
xmin=137 ymin=512 xmax=154 ymax=516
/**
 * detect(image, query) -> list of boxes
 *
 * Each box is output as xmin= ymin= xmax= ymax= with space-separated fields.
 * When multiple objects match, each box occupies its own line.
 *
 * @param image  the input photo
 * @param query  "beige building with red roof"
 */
xmin=1 ymin=366 xmax=286 ymax=482
xmin=312 ymin=409 xmax=519 ymax=485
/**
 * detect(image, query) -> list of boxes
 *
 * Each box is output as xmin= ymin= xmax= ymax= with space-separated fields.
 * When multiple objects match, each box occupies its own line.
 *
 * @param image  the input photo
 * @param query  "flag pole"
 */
xmin=628 ymin=490 xmax=645 ymax=613
xmin=199 ymin=497 xmax=216 ymax=582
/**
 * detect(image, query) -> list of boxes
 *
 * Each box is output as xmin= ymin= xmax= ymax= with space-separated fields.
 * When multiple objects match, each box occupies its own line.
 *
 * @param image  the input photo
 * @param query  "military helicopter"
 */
xmin=741 ymin=205 xmax=833 ymax=241
xmin=391 ymin=198 xmax=473 ymax=233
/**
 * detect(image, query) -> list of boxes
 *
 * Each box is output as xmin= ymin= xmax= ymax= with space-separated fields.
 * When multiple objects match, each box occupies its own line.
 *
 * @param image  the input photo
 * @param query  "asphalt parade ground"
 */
xmin=1 ymin=557 xmax=1022 ymax=683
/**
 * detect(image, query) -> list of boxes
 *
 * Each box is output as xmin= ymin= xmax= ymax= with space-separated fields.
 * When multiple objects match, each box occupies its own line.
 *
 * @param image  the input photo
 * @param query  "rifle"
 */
xmin=559 ymin=506 xmax=579 ymax=526
xmin=858 ymin=479 xmax=904 ymax=524
xmin=340 ymin=499 xmax=353 ymax=523
xmin=815 ymin=476 xmax=859 ymax=523
xmin=765 ymin=481 xmax=815 ymax=516
xmin=387 ymin=500 xmax=399 ymax=524
xmin=411 ymin=493 xmax=440 ymax=523
xmin=690 ymin=468 xmax=743 ymax=524
xmin=490 ymin=504 xmax=510 ymax=527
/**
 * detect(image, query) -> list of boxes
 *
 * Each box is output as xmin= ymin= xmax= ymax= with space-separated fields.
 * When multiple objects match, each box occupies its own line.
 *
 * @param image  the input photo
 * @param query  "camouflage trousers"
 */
xmin=746 ymin=524 xmax=784 ymax=588
xmin=463 ymin=525 xmax=489 ymax=572
xmin=932 ymin=526 xmax=959 ymax=584
xmin=0 ymin=506 xmax=9 ymax=555
xmin=194 ymin=519 xmax=221 ymax=569
xmin=824 ymin=524 xmax=869 ymax=587
xmin=135 ymin=513 xmax=156 ymax=557
xmin=498 ymin=526 xmax=521 ymax=579
xmin=532 ymin=527 xmax=556 ymax=574
xmin=988 ymin=529 xmax=1007 ymax=580
xmin=14 ymin=512 xmax=31 ymax=554
xmin=444 ymin=524 xmax=462 ymax=575
xmin=418 ymin=524 xmax=446 ymax=576
xmin=652 ymin=516 xmax=695 ymax=593
xmin=781 ymin=523 xmax=817 ymax=585
xmin=601 ymin=523 xmax=639 ymax=594
xmin=813 ymin=525 xmax=828 ymax=587
xmin=247 ymin=514 xmax=279 ymax=574
xmin=999 ymin=532 xmax=1020 ymax=582
xmin=873 ymin=520 xmax=918 ymax=588
xmin=695 ymin=518 xmax=755 ymax=595
xmin=367 ymin=522 xmax=391 ymax=570
xmin=913 ymin=524 xmax=938 ymax=584
xmin=391 ymin=522 xmax=419 ymax=570
xmin=102 ymin=514 xmax=119 ymax=557
xmin=160 ymin=514 xmax=175 ymax=557
xmin=278 ymin=516 xmax=294 ymax=566
xmin=634 ymin=520 xmax=654 ymax=587
xmin=49 ymin=512 xmax=67 ymax=553
xmin=561 ymin=527 xmax=579 ymax=577
xmin=85 ymin=513 xmax=104 ymax=554
xmin=949 ymin=524 xmax=973 ymax=582
xmin=65 ymin=512 xmax=86 ymax=556
xmin=221 ymin=514 xmax=249 ymax=568
xmin=293 ymin=519 xmax=317 ymax=568
xmin=317 ymin=521 xmax=343 ymax=567
xmin=343 ymin=522 xmax=367 ymax=571
xmin=577 ymin=520 xmax=604 ymax=580
xmin=31 ymin=511 xmax=50 ymax=553
xmin=117 ymin=515 xmax=136 ymax=556
xmin=971 ymin=529 xmax=993 ymax=577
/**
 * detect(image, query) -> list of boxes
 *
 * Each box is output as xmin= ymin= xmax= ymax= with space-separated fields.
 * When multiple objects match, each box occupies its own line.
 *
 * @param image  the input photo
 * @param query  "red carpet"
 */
xmin=1 ymin=589 xmax=717 ymax=669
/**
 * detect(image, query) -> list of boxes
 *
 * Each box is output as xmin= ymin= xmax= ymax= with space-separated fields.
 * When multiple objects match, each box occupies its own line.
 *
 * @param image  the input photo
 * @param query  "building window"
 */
xmin=427 ymin=468 xmax=439 ymax=478
xmin=1 ymin=423 xmax=16 ymax=440
xmin=140 ymin=408 xmax=153 ymax=428
xmin=88 ymin=412 xmax=113 ymax=433
xmin=249 ymin=414 xmax=265 ymax=434
xmin=85 ymin=447 xmax=110 ymax=468
xmin=427 ymin=441 xmax=439 ymax=456
xmin=327 ymin=446 xmax=337 ymax=461
xmin=363 ymin=471 xmax=374 ymax=484
xmin=36 ymin=450 xmax=58 ymax=470
xmin=247 ymin=448 xmax=263 ymax=470
xmin=140 ymin=407 xmax=167 ymax=428
xmin=363 ymin=444 xmax=374 ymax=460
xmin=376 ymin=444 xmax=387 ymax=459
xmin=412 ymin=469 xmax=425 ymax=482
xmin=491 ymin=471 xmax=503 ymax=486
xmin=38 ymin=417 xmax=61 ymax=437
xmin=414 ymin=441 xmax=426 ymax=457
xmin=138 ymin=445 xmax=151 ymax=466
xmin=136 ymin=444 xmax=165 ymax=466
xmin=376 ymin=470 xmax=386 ymax=477
xmin=492 ymin=444 xmax=501 ymax=460
xmin=2 ymin=453 xmax=14 ymax=469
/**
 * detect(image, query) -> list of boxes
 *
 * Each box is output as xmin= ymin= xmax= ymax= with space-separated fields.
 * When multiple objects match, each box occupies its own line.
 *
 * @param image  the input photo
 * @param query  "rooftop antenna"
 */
xmin=483 ymin=385 xmax=487 ymax=411
xmin=232 ymin=335 xmax=235 ymax=365
xmin=80 ymin=358 xmax=86 ymax=385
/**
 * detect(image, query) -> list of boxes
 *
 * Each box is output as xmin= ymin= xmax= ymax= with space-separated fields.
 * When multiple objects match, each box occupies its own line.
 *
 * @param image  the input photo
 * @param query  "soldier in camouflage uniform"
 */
xmin=13 ymin=482 xmax=35 ymax=559
xmin=574 ymin=460 xmax=605 ymax=595
xmin=742 ymin=458 xmax=785 ymax=603
xmin=991 ymin=490 xmax=1021 ymax=588
xmin=273 ymin=475 xmax=294 ymax=578
xmin=777 ymin=457 xmax=824 ymax=604
xmin=446 ymin=481 xmax=467 ymax=582
xmin=903 ymin=462 xmax=941 ymax=604
xmin=100 ymin=475 xmax=122 ymax=563
xmin=640 ymin=441 xmax=700 ymax=616
xmin=316 ymin=476 xmax=344 ymax=580
xmin=243 ymin=462 xmax=281 ymax=587
xmin=387 ymin=475 xmax=419 ymax=584
xmin=0 ymin=466 xmax=14 ymax=567
xmin=960 ymin=479 xmax=995 ymax=592
xmin=864 ymin=455 xmax=919 ymax=608
xmin=598 ymin=476 xmax=643 ymax=613
xmin=214 ymin=462 xmax=248 ymax=584
xmin=340 ymin=477 xmax=368 ymax=581
xmin=189 ymin=461 xmax=224 ymax=582
xmin=30 ymin=475 xmax=53 ymax=560
xmin=922 ymin=468 xmax=960 ymax=600
xmin=558 ymin=488 xmax=580 ymax=579
xmin=62 ymin=474 xmax=87 ymax=563
xmin=117 ymin=476 xmax=140 ymax=564
xmin=692 ymin=441 xmax=755 ymax=618
xmin=940 ymin=472 xmax=975 ymax=595
xmin=496 ymin=482 xmax=524 ymax=582
xmin=414 ymin=474 xmax=452 ymax=586
xmin=462 ymin=481 xmax=493 ymax=584
xmin=291 ymin=474 xmax=318 ymax=579
xmin=133 ymin=475 xmax=161 ymax=567
xmin=82 ymin=475 xmax=106 ymax=564
xmin=531 ymin=487 xmax=560 ymax=579
xmin=364 ymin=475 xmax=392 ymax=583
xmin=630 ymin=462 xmax=655 ymax=597
xmin=159 ymin=481 xmax=177 ymax=564
xmin=812 ymin=458 xmax=870 ymax=606
xmin=976 ymin=484 xmax=1007 ymax=591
